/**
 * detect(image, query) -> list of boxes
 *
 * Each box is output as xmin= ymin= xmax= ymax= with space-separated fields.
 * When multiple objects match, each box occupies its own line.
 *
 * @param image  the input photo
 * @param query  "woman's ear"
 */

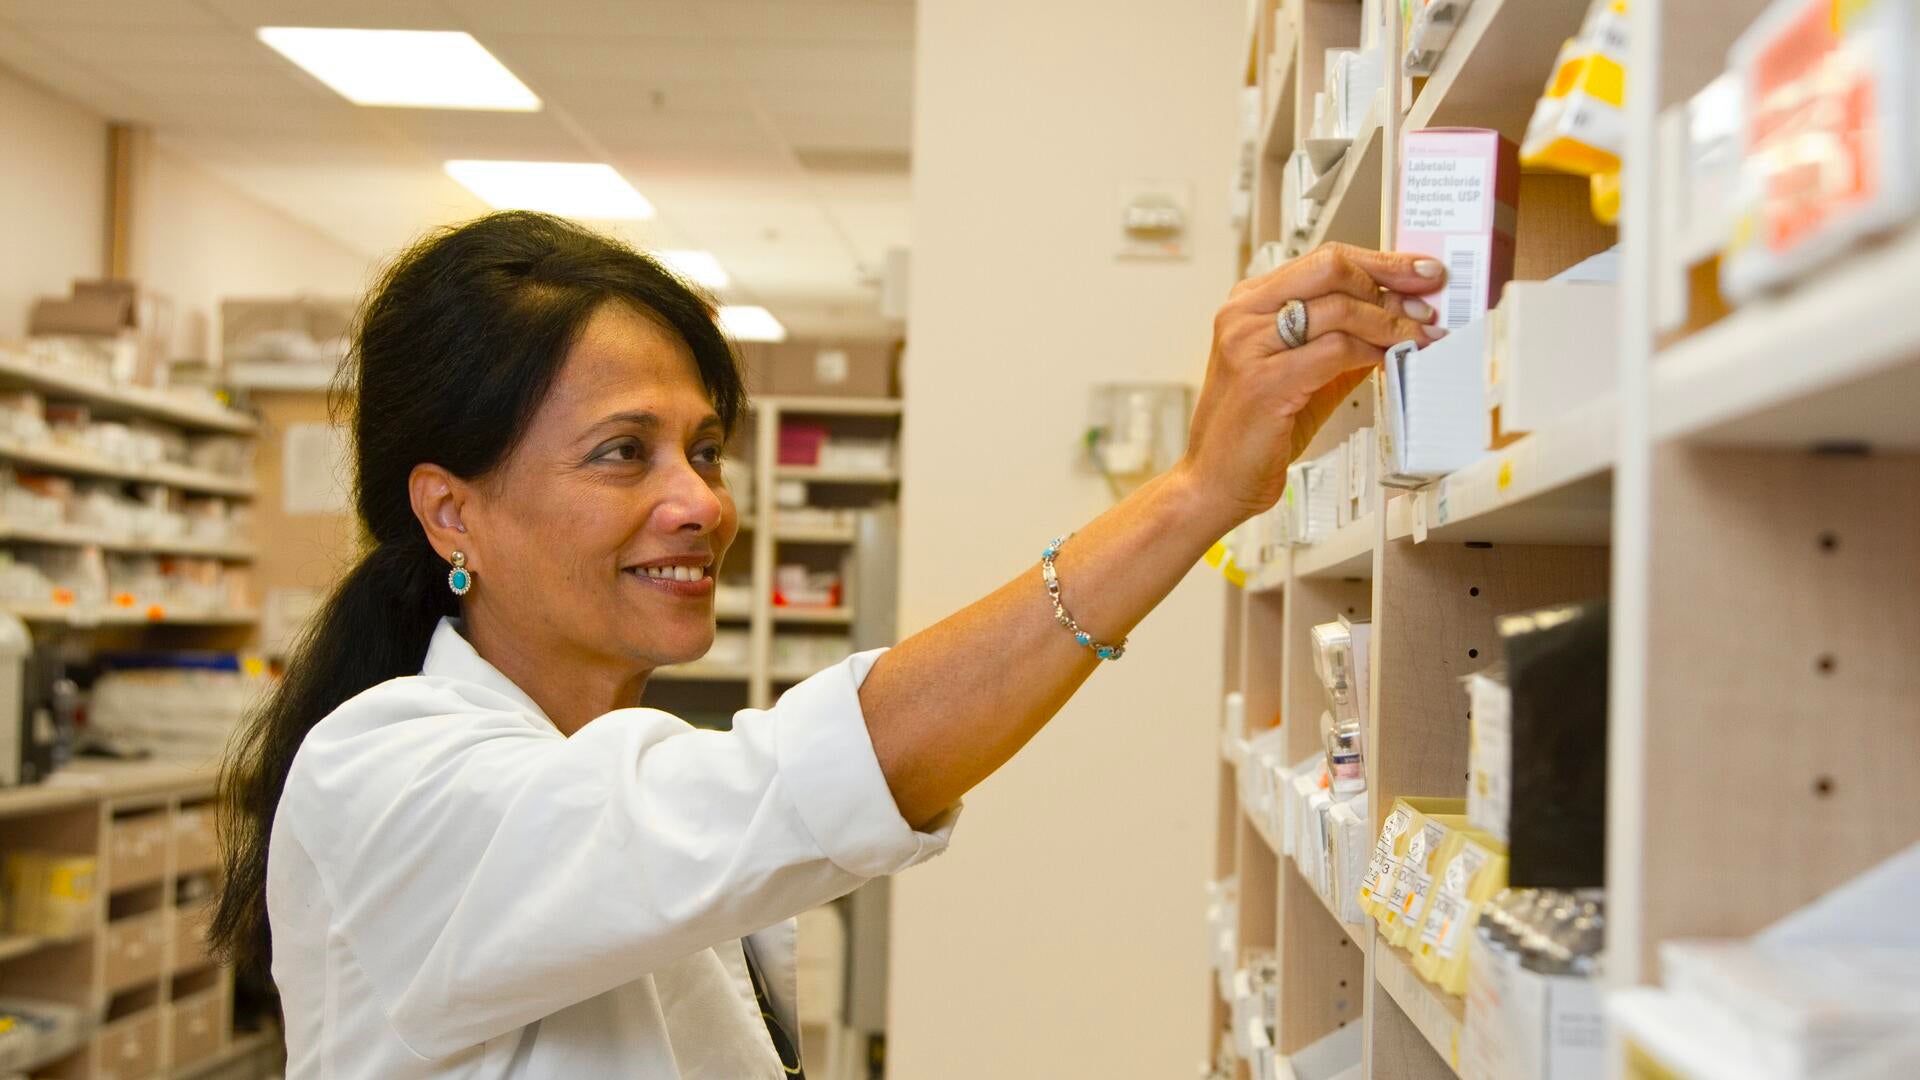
xmin=408 ymin=463 xmax=475 ymax=567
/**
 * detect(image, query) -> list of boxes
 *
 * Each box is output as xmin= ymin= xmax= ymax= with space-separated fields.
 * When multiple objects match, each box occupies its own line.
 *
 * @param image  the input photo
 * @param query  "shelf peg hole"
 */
xmin=1469 ymin=586 xmax=1480 ymax=597
xmin=1814 ymin=775 xmax=1835 ymax=798
xmin=1468 ymin=648 xmax=1479 ymax=659
xmin=1816 ymin=654 xmax=1836 ymax=675
xmin=1818 ymin=531 xmax=1839 ymax=553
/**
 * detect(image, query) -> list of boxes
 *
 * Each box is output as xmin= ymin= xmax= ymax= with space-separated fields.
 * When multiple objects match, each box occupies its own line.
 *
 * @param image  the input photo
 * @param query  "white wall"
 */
xmin=132 ymin=140 xmax=375 ymax=363
xmin=0 ymin=62 xmax=372 ymax=361
xmin=0 ymin=64 xmax=106 ymax=341
xmin=889 ymin=2 xmax=1242 ymax=1077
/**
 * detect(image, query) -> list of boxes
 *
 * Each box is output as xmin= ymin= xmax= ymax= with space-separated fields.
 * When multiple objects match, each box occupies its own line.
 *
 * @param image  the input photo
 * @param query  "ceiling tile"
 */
xmin=0 ymin=0 xmax=221 ymax=27
xmin=484 ymin=35 xmax=737 ymax=83
xmin=752 ymin=79 xmax=910 ymax=119
xmin=103 ymin=63 xmax=334 ymax=102
xmin=23 ymin=25 xmax=268 ymax=67
xmin=443 ymin=0 xmax=710 ymax=38
xmin=727 ymin=42 xmax=911 ymax=84
xmin=195 ymin=0 xmax=462 ymax=31
xmin=697 ymin=2 xmax=913 ymax=44
xmin=775 ymin=111 xmax=910 ymax=151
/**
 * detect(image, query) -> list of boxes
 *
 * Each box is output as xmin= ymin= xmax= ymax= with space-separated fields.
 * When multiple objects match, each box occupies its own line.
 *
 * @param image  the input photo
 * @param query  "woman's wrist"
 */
xmin=1162 ymin=459 xmax=1249 ymax=547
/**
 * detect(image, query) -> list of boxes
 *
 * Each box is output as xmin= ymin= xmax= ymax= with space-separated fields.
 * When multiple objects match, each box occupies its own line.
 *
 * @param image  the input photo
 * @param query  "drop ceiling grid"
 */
xmin=0 ymin=0 xmax=914 ymax=331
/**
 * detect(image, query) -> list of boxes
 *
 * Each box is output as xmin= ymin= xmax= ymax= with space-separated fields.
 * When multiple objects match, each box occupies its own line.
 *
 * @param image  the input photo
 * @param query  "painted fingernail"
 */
xmin=1404 ymin=298 xmax=1435 ymax=323
xmin=1414 ymin=259 xmax=1444 ymax=279
xmin=1425 ymin=324 xmax=1449 ymax=339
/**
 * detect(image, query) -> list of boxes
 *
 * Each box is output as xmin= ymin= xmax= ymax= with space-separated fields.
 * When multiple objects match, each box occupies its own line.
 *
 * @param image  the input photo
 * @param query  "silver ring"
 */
xmin=1275 ymin=299 xmax=1309 ymax=349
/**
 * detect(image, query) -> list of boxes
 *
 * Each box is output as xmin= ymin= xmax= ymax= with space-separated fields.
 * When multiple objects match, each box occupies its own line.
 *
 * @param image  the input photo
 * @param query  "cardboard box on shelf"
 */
xmin=220 ymin=296 xmax=355 ymax=367
xmin=29 ymin=279 xmax=175 ymax=387
xmin=765 ymin=342 xmax=896 ymax=399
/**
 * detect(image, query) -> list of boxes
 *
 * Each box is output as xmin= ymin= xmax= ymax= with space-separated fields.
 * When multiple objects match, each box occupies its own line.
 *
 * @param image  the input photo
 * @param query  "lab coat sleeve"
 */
xmin=282 ymin=647 xmax=956 ymax=1060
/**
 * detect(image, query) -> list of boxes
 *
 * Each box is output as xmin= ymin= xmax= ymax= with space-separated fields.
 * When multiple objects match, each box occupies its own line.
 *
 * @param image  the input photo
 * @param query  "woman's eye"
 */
xmin=593 ymin=439 xmax=643 ymax=463
xmin=693 ymin=444 xmax=724 ymax=466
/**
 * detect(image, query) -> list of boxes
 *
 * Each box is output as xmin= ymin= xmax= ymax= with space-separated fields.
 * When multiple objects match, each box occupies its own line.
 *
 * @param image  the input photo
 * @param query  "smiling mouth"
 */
xmin=623 ymin=564 xmax=715 ymax=597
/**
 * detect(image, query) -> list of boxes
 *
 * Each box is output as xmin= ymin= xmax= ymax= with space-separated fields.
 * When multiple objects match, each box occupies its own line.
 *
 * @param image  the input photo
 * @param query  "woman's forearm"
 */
xmin=858 ymin=463 xmax=1238 ymax=828
xmin=857 ymin=243 xmax=1444 ymax=829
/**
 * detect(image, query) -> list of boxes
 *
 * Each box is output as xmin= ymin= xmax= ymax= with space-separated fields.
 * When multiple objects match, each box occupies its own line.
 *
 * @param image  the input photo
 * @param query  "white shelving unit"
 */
xmin=1210 ymin=3 xmax=1920 ymax=1079
xmin=0 ymin=438 xmax=257 ymax=499
xmin=0 ymin=351 xmax=262 ymax=1077
xmin=0 ymin=350 xmax=255 ymax=436
xmin=649 ymin=393 xmax=902 ymax=711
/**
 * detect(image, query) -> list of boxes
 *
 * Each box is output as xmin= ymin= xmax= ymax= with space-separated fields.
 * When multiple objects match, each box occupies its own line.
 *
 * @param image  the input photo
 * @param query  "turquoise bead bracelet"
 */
xmin=1041 ymin=534 xmax=1127 ymax=661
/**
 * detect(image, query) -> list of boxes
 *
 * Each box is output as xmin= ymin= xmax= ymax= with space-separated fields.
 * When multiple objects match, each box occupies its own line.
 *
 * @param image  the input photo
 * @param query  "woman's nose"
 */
xmin=655 ymin=462 xmax=727 ymax=534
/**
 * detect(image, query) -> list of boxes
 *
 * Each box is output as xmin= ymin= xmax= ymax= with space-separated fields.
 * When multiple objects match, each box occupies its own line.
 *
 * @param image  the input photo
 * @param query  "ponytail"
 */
xmin=209 ymin=211 xmax=745 ymax=981
xmin=213 ymin=541 xmax=449 ymax=978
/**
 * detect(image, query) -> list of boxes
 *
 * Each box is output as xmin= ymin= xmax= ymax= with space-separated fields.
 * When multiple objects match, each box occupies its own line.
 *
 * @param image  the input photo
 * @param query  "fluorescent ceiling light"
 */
xmin=258 ymin=28 xmax=540 ymax=111
xmin=655 ymin=250 xmax=730 ymax=290
xmin=444 ymin=160 xmax=655 ymax=219
xmin=717 ymin=306 xmax=787 ymax=343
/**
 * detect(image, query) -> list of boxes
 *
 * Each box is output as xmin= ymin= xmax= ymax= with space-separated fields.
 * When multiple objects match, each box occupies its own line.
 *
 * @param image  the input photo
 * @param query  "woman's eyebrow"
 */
xmin=587 ymin=410 xmax=662 ymax=435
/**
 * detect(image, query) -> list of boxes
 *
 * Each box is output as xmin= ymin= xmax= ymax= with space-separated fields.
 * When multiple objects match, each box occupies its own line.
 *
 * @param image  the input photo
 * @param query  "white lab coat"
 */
xmin=267 ymin=617 xmax=957 ymax=1078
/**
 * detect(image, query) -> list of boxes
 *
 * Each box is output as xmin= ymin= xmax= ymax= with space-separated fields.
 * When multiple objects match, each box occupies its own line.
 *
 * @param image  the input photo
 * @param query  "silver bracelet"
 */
xmin=1041 ymin=534 xmax=1127 ymax=661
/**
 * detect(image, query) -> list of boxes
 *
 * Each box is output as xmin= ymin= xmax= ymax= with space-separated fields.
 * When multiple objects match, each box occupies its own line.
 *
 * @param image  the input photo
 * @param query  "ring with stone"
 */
xmin=1275 ymin=298 xmax=1309 ymax=350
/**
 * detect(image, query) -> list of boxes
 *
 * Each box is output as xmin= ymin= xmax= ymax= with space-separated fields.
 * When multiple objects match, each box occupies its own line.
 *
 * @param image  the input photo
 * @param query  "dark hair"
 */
xmin=212 ymin=211 xmax=747 ymax=980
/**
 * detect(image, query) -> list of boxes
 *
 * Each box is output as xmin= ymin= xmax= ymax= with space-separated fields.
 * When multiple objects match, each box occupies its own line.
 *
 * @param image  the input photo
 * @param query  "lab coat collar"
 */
xmin=421 ymin=617 xmax=560 ymax=734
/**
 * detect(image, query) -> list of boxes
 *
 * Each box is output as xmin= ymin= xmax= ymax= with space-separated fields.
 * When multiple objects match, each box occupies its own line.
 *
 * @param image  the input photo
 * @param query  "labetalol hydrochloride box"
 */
xmin=1397 ymin=127 xmax=1519 ymax=330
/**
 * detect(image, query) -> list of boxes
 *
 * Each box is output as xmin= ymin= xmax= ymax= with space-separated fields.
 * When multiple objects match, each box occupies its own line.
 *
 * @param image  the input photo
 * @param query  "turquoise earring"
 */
xmin=447 ymin=551 xmax=473 ymax=596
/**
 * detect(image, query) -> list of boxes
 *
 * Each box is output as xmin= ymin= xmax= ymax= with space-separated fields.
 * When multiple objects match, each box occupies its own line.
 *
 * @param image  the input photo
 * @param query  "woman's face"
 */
xmin=461 ymin=300 xmax=738 ymax=675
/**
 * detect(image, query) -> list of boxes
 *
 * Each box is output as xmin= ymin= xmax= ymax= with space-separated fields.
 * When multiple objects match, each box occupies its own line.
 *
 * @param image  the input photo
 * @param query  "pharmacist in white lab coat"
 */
xmin=212 ymin=213 xmax=1447 ymax=1079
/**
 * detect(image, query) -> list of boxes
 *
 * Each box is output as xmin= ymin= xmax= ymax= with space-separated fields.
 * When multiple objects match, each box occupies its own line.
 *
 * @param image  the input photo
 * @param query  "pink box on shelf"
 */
xmin=777 ymin=422 xmax=829 ymax=466
xmin=1396 ymin=127 xmax=1519 ymax=330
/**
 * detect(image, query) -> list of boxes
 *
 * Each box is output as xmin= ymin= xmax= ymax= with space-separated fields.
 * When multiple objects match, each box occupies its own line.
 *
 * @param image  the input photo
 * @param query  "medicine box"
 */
xmin=1485 ymin=281 xmax=1618 ymax=448
xmin=1397 ymin=128 xmax=1519 ymax=330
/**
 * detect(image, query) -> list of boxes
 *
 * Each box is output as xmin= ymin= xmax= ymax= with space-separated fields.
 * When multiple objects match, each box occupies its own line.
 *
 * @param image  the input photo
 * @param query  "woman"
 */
xmin=213 ymin=210 xmax=1445 ymax=1078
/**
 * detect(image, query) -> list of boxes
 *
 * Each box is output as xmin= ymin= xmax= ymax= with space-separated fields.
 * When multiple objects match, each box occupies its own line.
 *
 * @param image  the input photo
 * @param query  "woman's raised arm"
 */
xmin=860 ymin=243 xmax=1447 ymax=827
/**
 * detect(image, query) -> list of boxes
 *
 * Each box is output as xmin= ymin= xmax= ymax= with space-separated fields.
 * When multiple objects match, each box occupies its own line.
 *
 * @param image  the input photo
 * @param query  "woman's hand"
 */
xmin=1180 ymin=242 xmax=1450 ymax=525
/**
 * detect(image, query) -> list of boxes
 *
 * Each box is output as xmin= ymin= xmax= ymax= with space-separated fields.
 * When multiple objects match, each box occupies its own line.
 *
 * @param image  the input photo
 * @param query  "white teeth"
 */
xmin=635 ymin=565 xmax=706 ymax=582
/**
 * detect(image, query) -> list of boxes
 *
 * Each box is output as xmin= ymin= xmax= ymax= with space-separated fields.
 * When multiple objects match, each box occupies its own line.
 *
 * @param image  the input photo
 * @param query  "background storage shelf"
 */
xmin=1293 ymin=514 xmax=1375 ymax=579
xmin=769 ymin=396 xmax=904 ymax=418
xmin=1203 ymin=3 xmax=1920 ymax=1078
xmin=1651 ymin=223 xmax=1920 ymax=450
xmin=1374 ymin=940 xmax=1463 ymax=1076
xmin=1 ymin=603 xmax=260 ymax=627
xmin=772 ymin=606 xmax=853 ymax=626
xmin=1304 ymin=106 xmax=1384 ymax=251
xmin=0 ymin=350 xmax=256 ymax=436
xmin=0 ymin=439 xmax=256 ymax=498
xmin=1404 ymin=0 xmax=1596 ymax=139
xmin=773 ymin=465 xmax=901 ymax=485
xmin=1382 ymin=395 xmax=1616 ymax=545
xmin=0 ymin=519 xmax=254 ymax=561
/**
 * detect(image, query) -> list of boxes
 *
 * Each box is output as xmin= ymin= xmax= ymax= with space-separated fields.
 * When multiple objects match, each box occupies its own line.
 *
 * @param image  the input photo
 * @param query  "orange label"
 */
xmin=112 ymin=592 xmax=136 ymax=608
xmin=145 ymin=605 xmax=167 ymax=622
xmin=50 ymin=588 xmax=75 ymax=607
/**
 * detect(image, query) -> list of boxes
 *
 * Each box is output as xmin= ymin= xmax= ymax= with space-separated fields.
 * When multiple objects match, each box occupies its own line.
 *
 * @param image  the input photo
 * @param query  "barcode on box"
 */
xmin=1442 ymin=236 xmax=1483 ymax=329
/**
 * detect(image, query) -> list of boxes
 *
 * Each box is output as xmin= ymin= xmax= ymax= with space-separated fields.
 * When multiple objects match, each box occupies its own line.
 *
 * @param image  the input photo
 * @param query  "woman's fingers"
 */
xmin=1270 ymin=329 xmax=1390 ymax=401
xmin=1241 ymin=242 xmax=1448 ymax=311
xmin=1301 ymin=292 xmax=1446 ymax=351
xmin=1382 ymin=291 xmax=1440 ymax=327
